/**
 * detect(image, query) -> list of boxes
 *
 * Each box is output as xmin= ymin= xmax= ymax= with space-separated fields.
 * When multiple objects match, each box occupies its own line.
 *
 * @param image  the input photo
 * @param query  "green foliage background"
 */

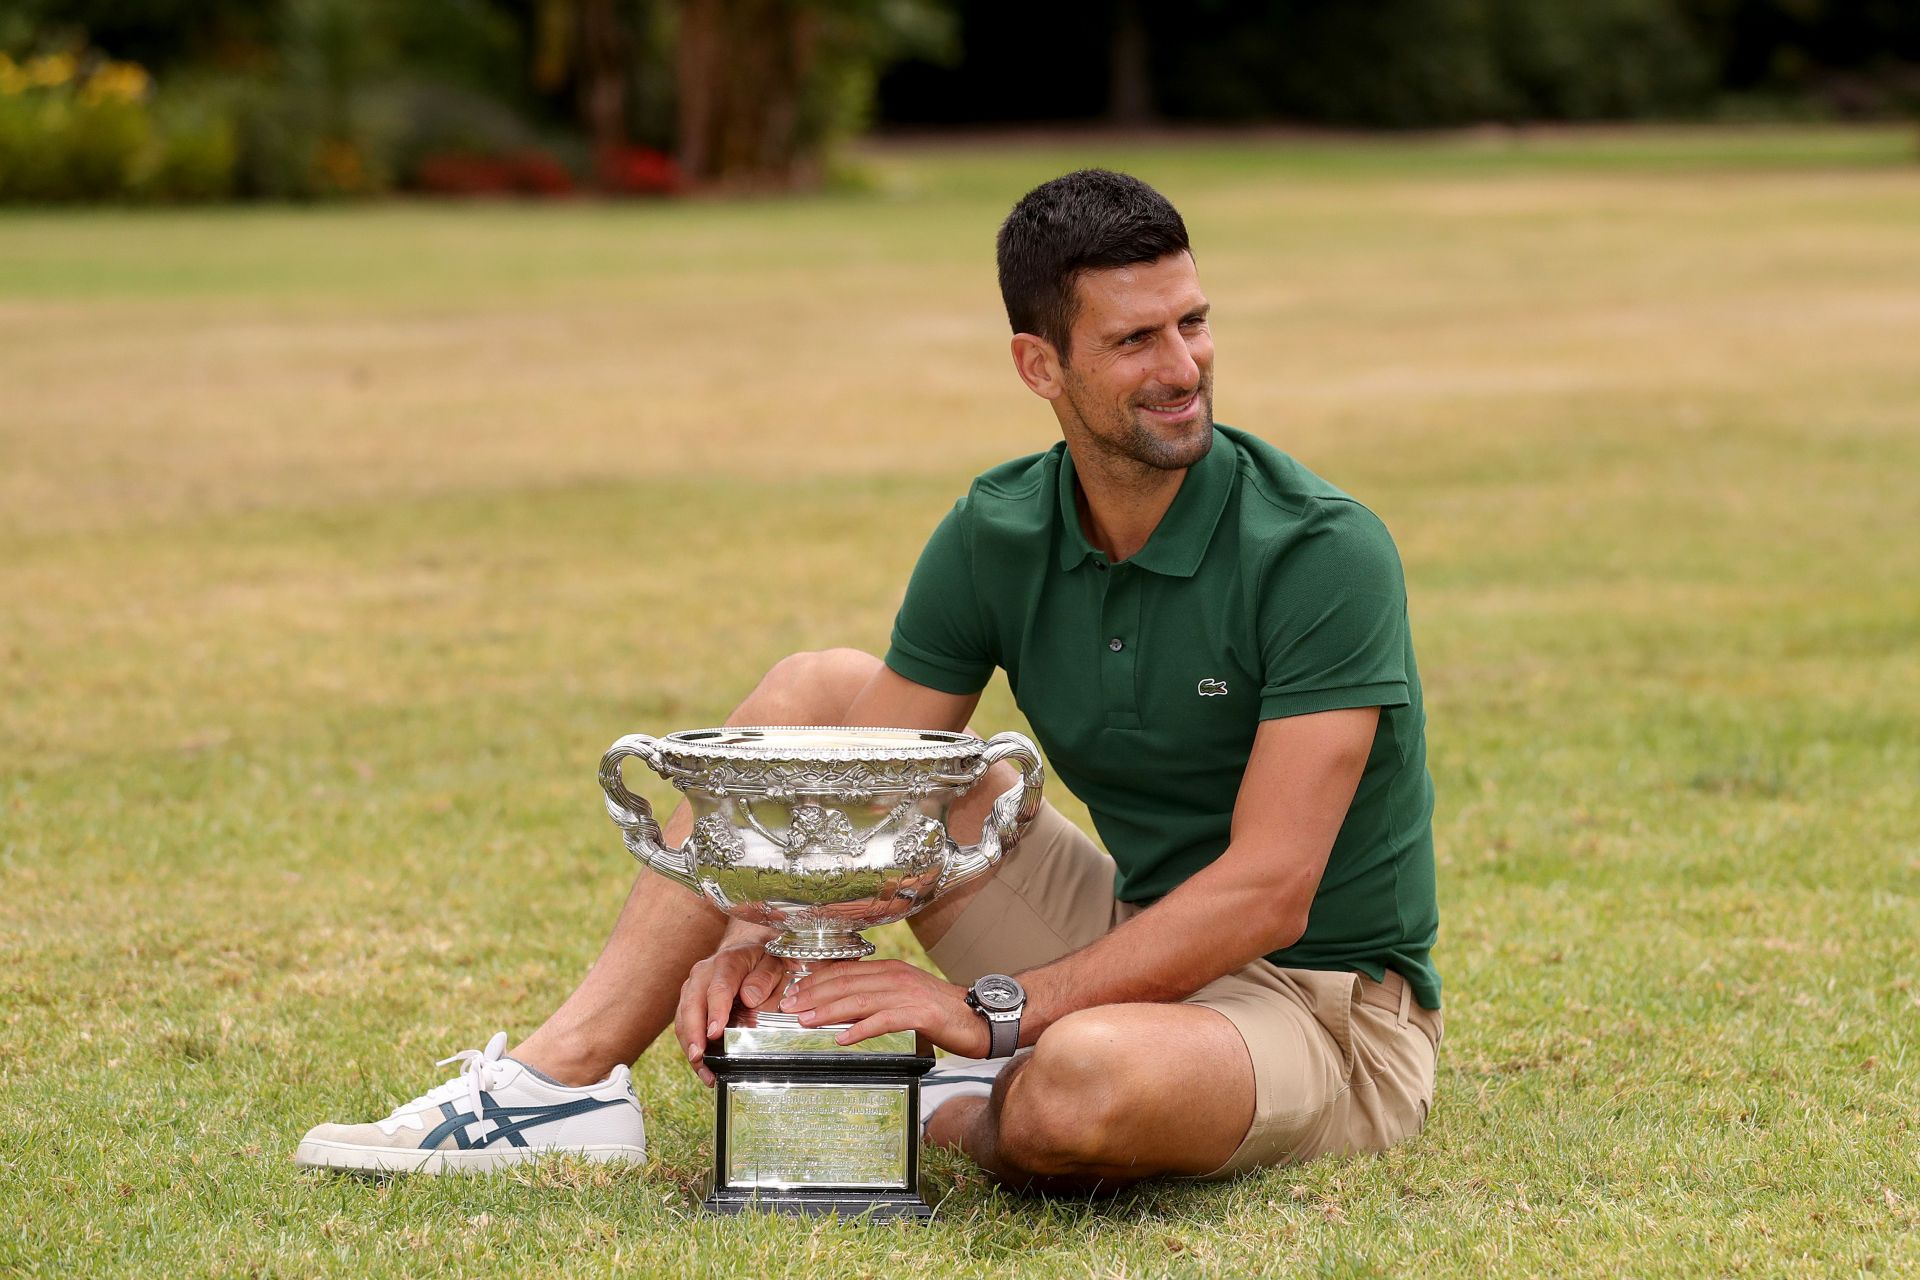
xmin=2 ymin=0 xmax=1917 ymax=202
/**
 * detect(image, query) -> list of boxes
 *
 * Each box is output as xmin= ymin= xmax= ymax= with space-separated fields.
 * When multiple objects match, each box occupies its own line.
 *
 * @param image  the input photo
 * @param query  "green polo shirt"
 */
xmin=885 ymin=424 xmax=1440 ymax=1009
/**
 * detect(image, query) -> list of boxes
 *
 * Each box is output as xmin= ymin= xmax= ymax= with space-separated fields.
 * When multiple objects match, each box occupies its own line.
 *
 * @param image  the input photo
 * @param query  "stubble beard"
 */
xmin=1063 ymin=368 xmax=1216 ymax=474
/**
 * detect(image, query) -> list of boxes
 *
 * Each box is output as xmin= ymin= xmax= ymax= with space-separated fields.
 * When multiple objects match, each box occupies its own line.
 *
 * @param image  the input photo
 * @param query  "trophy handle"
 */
xmin=599 ymin=734 xmax=700 ymax=892
xmin=941 ymin=731 xmax=1045 ymax=893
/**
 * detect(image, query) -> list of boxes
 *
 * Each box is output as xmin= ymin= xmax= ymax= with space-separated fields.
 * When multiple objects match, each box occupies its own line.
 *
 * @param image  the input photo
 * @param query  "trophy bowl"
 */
xmin=598 ymin=726 xmax=1045 ymax=964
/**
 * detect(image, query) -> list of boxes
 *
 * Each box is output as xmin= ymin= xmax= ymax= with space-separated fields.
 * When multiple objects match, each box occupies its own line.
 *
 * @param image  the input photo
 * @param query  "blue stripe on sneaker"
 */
xmin=480 ymin=1092 xmax=530 ymax=1148
xmin=439 ymin=1102 xmax=470 ymax=1150
xmin=480 ymin=1097 xmax=621 ymax=1148
xmin=419 ymin=1096 xmax=625 ymax=1151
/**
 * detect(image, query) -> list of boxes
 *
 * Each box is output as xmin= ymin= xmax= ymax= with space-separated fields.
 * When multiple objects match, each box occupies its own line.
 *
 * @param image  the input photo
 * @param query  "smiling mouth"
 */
xmin=1138 ymin=392 xmax=1199 ymax=418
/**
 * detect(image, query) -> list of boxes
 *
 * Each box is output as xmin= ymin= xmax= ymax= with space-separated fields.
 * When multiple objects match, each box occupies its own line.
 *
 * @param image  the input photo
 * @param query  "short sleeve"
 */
xmin=1257 ymin=504 xmax=1411 ymax=720
xmin=884 ymin=496 xmax=997 ymax=695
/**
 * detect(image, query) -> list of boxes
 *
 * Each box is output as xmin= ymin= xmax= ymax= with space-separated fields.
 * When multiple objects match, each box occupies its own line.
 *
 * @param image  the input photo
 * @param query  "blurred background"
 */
xmin=1 ymin=0 xmax=1918 ymax=201
xmin=4 ymin=3 xmax=1918 ymax=1275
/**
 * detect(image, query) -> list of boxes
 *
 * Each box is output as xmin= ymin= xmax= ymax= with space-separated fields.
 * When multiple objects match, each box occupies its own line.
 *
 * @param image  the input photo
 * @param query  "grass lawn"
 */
xmin=2 ymin=124 xmax=1917 ymax=1277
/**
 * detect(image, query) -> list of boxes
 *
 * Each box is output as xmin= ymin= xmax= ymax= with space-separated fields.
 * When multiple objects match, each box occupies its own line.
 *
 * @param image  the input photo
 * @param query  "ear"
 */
xmin=1010 ymin=333 xmax=1065 ymax=401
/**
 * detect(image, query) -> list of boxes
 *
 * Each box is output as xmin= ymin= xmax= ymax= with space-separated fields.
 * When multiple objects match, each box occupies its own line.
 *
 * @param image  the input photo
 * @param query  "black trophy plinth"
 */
xmin=701 ymin=1015 xmax=936 ymax=1220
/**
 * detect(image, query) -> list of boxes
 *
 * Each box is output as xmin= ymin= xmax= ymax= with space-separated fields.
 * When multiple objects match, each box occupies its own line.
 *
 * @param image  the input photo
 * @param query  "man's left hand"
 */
xmin=780 ymin=959 xmax=991 ymax=1058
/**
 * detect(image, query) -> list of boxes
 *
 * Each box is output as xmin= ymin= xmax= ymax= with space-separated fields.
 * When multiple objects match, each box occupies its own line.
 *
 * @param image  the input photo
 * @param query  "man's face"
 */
xmin=1056 ymin=252 xmax=1214 ymax=472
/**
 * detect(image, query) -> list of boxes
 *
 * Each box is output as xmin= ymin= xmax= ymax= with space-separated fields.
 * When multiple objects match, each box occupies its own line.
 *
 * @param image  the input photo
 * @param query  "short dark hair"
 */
xmin=996 ymin=169 xmax=1191 ymax=361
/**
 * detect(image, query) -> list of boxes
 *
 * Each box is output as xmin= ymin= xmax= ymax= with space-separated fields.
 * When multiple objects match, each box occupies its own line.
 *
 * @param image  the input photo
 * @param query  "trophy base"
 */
xmin=698 ymin=1180 xmax=934 ymax=1221
xmin=704 ymin=1014 xmax=936 ymax=1221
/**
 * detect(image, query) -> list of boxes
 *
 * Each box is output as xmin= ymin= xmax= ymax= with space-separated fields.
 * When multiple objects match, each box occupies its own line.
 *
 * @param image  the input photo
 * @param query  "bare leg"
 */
xmin=510 ymin=648 xmax=887 ymax=1084
xmin=924 ymin=1003 xmax=1256 ymax=1189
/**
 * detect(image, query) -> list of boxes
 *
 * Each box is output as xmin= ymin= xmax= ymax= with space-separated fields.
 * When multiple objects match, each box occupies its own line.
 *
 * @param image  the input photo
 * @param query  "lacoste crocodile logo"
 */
xmin=1197 ymin=678 xmax=1229 ymax=697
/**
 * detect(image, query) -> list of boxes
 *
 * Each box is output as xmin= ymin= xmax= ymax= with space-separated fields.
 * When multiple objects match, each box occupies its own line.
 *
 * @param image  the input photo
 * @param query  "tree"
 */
xmin=674 ymin=0 xmax=814 ymax=186
xmin=526 ymin=0 xmax=946 ymax=191
xmin=1108 ymin=0 xmax=1155 ymax=125
xmin=533 ymin=0 xmax=635 ymax=159
xmin=674 ymin=0 xmax=950 ymax=189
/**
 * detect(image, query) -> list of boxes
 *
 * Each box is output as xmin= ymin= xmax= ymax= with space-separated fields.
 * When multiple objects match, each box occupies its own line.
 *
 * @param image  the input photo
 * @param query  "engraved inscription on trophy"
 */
xmin=726 ymin=1083 xmax=909 ymax=1190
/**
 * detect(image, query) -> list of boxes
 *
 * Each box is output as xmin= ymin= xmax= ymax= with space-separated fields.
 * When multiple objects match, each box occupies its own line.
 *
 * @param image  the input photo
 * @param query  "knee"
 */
xmin=994 ymin=1009 xmax=1136 ymax=1176
xmin=751 ymin=648 xmax=880 ymax=723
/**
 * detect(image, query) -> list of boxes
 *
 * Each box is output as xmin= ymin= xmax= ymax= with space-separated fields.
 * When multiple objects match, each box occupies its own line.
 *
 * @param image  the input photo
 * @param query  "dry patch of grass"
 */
xmin=2 ymin=128 xmax=1917 ymax=1277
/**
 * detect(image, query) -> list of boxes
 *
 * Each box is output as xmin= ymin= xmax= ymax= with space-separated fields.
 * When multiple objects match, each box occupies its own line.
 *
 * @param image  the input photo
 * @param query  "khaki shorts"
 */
xmin=927 ymin=803 xmax=1444 ymax=1179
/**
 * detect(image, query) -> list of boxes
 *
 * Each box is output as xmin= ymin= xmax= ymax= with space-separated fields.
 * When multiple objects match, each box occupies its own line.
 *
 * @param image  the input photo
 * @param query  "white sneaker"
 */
xmin=294 ymin=1032 xmax=647 ymax=1175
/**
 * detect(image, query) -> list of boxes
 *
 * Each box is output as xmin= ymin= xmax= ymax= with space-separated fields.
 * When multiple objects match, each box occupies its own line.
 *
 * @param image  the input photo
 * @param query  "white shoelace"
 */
xmin=375 ymin=1031 xmax=512 ymax=1138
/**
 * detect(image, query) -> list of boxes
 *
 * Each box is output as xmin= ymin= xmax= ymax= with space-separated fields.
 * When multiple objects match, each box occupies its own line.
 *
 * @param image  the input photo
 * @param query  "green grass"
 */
xmin=3 ymin=125 xmax=1918 ymax=1277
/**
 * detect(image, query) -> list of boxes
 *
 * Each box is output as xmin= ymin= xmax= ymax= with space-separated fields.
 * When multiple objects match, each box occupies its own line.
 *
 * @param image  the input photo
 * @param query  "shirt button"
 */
xmin=1108 ymin=638 xmax=1124 ymax=652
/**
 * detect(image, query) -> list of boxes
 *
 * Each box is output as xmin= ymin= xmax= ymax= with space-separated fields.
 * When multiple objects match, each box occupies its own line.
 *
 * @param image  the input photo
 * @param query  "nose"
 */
xmin=1159 ymin=326 xmax=1203 ymax=389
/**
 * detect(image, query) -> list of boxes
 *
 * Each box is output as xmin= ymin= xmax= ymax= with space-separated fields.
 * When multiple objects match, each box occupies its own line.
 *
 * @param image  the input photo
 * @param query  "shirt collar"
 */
xmin=1054 ymin=427 xmax=1235 ymax=577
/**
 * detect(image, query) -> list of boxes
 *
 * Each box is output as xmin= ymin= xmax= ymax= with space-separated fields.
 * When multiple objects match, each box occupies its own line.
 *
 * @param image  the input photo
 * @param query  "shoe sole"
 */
xmin=294 ymin=1139 xmax=647 ymax=1175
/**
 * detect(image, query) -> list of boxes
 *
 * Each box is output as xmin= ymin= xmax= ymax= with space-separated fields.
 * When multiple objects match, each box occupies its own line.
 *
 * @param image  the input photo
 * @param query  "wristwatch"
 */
xmin=965 ymin=973 xmax=1027 ymax=1059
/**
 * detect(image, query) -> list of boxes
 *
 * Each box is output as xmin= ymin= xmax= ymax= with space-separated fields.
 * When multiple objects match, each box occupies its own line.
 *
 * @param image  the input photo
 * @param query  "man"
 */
xmin=296 ymin=169 xmax=1441 ymax=1185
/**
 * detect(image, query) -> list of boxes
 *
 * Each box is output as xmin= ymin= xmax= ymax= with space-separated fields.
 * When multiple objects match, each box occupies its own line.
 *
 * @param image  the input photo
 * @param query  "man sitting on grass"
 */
xmin=296 ymin=168 xmax=1442 ymax=1186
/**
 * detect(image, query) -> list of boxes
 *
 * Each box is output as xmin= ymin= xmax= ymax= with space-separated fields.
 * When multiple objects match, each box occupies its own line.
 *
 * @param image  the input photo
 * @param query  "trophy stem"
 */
xmin=765 ymin=930 xmax=877 ymax=964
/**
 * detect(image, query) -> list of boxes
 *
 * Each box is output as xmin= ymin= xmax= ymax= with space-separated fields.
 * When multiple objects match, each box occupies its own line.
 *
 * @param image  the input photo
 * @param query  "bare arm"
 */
xmin=1009 ymin=705 xmax=1376 ymax=1040
xmin=843 ymin=663 xmax=981 ymax=734
xmin=787 ymin=705 xmax=1379 ymax=1055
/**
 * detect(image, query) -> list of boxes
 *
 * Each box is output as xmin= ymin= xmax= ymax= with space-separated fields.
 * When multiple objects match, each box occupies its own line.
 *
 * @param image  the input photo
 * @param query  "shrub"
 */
xmin=0 ymin=50 xmax=245 ymax=202
xmin=595 ymin=145 xmax=679 ymax=196
xmin=1156 ymin=0 xmax=1721 ymax=127
xmin=0 ymin=51 xmax=156 ymax=200
xmin=414 ymin=149 xmax=575 ymax=196
xmin=219 ymin=72 xmax=392 ymax=200
xmin=379 ymin=77 xmax=578 ymax=194
xmin=144 ymin=89 xmax=237 ymax=201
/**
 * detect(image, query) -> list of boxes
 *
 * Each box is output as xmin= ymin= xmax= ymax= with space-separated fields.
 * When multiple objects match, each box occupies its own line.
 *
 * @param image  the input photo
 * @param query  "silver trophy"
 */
xmin=598 ymin=725 xmax=1045 ymax=1218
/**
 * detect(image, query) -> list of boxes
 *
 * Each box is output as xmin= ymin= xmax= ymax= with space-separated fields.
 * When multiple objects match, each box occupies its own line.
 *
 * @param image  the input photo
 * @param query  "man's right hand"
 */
xmin=675 ymin=939 xmax=789 ymax=1086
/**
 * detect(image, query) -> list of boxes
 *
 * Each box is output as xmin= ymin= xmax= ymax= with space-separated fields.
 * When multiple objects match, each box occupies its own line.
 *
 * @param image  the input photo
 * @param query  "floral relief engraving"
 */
xmin=688 ymin=814 xmax=747 ymax=869
xmin=783 ymin=804 xmax=864 ymax=862
xmin=890 ymin=815 xmax=947 ymax=872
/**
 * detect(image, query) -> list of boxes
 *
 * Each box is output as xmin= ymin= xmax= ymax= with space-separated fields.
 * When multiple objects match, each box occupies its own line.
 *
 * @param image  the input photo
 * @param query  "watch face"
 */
xmin=973 ymin=975 xmax=1024 ymax=1013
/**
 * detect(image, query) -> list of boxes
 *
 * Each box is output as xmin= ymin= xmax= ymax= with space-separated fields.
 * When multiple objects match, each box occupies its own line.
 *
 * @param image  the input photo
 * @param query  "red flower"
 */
xmin=596 ymin=146 xmax=681 ymax=196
